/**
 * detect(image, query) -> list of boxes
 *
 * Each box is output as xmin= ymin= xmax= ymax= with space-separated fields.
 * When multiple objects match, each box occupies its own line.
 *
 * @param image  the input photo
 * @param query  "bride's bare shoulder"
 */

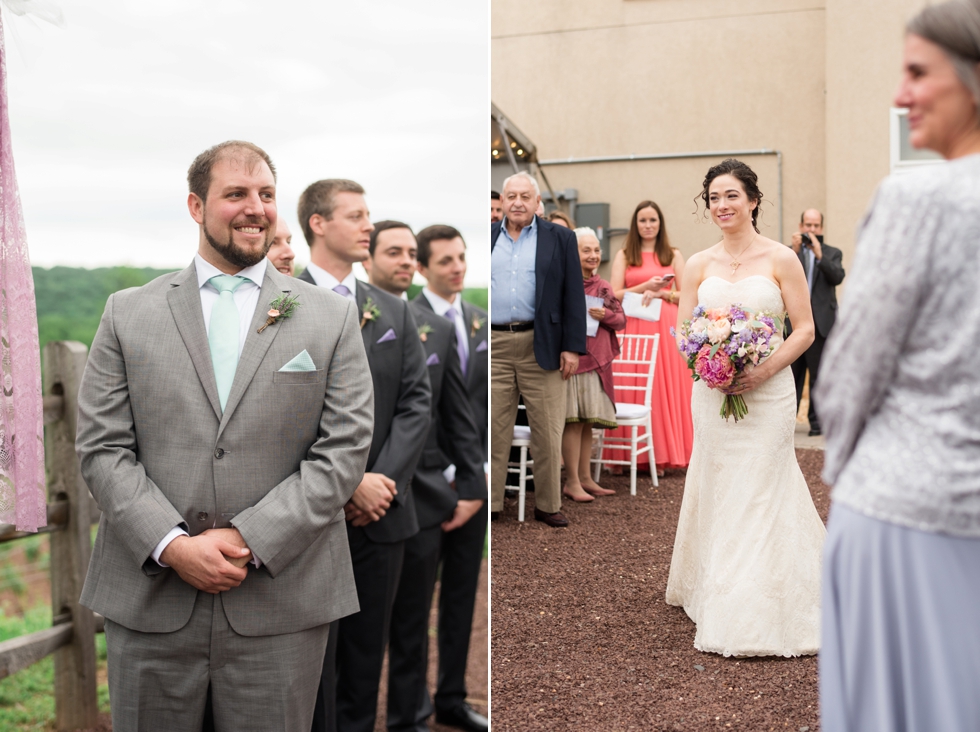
xmin=686 ymin=244 xmax=720 ymax=269
xmin=761 ymin=237 xmax=797 ymax=263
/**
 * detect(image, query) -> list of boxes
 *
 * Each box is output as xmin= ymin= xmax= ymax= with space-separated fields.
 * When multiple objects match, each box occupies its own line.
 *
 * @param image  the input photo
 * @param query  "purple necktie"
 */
xmin=333 ymin=284 xmax=355 ymax=302
xmin=446 ymin=307 xmax=468 ymax=376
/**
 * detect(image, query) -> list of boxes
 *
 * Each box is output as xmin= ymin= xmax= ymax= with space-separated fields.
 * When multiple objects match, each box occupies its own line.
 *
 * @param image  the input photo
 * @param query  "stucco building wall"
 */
xmin=493 ymin=0 xmax=922 ymax=281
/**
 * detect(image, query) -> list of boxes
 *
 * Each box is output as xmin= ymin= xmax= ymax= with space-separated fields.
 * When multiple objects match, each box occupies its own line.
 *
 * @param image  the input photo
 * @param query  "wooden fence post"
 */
xmin=43 ymin=341 xmax=97 ymax=731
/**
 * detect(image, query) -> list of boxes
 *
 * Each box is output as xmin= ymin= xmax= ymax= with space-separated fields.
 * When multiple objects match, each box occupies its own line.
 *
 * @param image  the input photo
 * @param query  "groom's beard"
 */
xmin=203 ymin=215 xmax=274 ymax=269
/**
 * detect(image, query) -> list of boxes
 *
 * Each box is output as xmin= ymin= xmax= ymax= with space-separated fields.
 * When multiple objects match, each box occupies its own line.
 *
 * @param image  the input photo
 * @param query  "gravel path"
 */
xmin=490 ymin=450 xmax=829 ymax=732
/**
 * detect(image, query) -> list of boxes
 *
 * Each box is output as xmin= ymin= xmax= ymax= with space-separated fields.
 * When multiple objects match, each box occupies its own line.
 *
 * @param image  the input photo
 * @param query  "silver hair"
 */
xmin=908 ymin=0 xmax=980 ymax=107
xmin=501 ymin=171 xmax=541 ymax=196
xmin=573 ymin=226 xmax=599 ymax=243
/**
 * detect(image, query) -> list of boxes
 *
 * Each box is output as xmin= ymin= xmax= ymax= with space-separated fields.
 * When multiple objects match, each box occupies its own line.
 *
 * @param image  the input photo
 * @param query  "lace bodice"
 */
xmin=697 ymin=275 xmax=786 ymax=315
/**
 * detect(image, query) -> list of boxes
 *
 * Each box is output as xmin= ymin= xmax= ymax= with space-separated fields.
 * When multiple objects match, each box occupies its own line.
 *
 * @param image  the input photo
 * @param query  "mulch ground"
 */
xmin=490 ymin=450 xmax=829 ymax=732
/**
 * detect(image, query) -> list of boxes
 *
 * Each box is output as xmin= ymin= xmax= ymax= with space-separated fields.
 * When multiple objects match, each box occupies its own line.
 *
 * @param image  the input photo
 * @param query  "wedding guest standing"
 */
xmin=819 ymin=4 xmax=980 ymax=729
xmin=413 ymin=224 xmax=490 ymax=732
xmin=546 ymin=210 xmax=574 ymax=228
xmin=267 ymin=217 xmax=296 ymax=275
xmin=609 ymin=200 xmax=694 ymax=476
xmin=362 ymin=221 xmax=487 ymax=732
xmin=490 ymin=171 xmax=587 ymax=527
xmin=491 ymin=191 xmax=502 ymax=223
xmin=297 ymin=180 xmax=431 ymax=732
xmin=75 ymin=142 xmax=375 ymax=729
xmin=561 ymin=227 xmax=626 ymax=503
xmin=789 ymin=209 xmax=845 ymax=436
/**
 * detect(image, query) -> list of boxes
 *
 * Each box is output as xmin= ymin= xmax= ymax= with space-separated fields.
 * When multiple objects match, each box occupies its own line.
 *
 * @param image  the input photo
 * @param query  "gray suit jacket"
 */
xmin=76 ymin=262 xmax=374 ymax=636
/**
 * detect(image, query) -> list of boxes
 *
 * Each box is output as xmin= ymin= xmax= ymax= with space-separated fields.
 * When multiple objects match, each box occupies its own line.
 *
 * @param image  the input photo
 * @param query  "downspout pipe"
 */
xmin=538 ymin=149 xmax=783 ymax=242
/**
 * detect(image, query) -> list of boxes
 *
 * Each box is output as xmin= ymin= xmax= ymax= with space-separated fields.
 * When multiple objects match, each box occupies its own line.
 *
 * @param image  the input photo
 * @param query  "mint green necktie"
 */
xmin=208 ymin=275 xmax=247 ymax=411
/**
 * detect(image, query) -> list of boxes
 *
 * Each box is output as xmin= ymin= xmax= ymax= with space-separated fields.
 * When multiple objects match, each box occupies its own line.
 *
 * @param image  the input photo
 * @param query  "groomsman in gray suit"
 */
xmin=362 ymin=221 xmax=487 ymax=732
xmin=297 ymin=182 xmax=432 ymax=732
xmin=412 ymin=225 xmax=489 ymax=732
xmin=75 ymin=140 xmax=375 ymax=730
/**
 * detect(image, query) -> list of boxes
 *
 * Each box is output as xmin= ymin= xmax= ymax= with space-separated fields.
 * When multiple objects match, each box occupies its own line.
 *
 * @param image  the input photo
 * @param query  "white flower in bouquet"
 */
xmin=706 ymin=318 xmax=732 ymax=344
xmin=731 ymin=319 xmax=749 ymax=333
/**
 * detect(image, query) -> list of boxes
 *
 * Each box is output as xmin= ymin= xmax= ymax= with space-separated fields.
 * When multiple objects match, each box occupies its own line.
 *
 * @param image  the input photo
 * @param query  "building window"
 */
xmin=890 ymin=108 xmax=944 ymax=175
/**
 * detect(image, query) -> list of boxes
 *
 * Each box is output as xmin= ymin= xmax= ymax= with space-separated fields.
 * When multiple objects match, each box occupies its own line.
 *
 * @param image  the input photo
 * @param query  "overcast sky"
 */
xmin=5 ymin=1 xmax=489 ymax=285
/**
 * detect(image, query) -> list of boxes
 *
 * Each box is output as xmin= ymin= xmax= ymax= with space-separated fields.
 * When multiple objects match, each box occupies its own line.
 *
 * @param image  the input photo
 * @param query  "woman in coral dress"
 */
xmin=608 ymin=200 xmax=694 ymax=475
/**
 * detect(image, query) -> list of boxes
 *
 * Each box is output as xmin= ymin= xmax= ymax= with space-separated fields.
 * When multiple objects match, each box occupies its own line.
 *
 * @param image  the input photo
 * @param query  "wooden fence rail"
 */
xmin=0 ymin=341 xmax=101 ymax=730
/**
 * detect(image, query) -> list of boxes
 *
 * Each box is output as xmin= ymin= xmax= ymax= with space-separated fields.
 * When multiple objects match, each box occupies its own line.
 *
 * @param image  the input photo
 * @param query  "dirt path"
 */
xmin=490 ymin=450 xmax=829 ymax=732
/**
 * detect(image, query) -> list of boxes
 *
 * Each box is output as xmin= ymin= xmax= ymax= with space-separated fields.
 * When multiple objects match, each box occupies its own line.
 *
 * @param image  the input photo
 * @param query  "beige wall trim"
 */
xmin=538 ymin=149 xmax=784 ymax=248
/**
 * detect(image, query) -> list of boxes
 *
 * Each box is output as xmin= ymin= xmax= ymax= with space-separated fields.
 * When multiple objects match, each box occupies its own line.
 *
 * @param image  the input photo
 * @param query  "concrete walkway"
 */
xmin=794 ymin=419 xmax=825 ymax=450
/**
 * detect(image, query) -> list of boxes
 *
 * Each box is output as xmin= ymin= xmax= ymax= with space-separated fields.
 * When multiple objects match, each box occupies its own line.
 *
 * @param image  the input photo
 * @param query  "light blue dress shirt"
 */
xmin=491 ymin=217 xmax=537 ymax=324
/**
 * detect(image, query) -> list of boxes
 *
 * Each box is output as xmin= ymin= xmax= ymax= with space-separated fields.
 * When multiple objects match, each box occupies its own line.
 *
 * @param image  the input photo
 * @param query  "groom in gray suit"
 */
xmin=75 ymin=141 xmax=375 ymax=730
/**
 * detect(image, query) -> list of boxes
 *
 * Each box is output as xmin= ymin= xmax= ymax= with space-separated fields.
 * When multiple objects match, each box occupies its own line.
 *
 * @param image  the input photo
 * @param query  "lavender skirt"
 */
xmin=821 ymin=503 xmax=980 ymax=732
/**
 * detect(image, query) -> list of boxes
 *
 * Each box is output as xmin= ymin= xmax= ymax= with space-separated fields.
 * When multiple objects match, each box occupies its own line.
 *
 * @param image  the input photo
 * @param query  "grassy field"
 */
xmin=0 ymin=606 xmax=110 ymax=730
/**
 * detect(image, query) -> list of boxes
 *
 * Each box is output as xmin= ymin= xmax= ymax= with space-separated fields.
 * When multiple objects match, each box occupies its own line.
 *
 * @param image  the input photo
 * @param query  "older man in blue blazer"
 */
xmin=490 ymin=172 xmax=587 ymax=527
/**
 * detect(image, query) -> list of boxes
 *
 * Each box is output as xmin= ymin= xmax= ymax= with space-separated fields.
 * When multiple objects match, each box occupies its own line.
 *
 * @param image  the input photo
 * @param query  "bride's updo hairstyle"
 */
xmin=698 ymin=158 xmax=764 ymax=234
xmin=907 ymin=0 xmax=980 ymax=111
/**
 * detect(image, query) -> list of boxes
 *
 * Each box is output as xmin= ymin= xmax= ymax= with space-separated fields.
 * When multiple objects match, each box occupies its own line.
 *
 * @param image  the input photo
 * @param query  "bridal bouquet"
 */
xmin=672 ymin=304 xmax=783 ymax=422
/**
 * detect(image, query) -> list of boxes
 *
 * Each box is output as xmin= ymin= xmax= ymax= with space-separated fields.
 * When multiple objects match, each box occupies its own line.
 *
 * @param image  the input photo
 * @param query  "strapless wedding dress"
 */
xmin=665 ymin=276 xmax=826 ymax=657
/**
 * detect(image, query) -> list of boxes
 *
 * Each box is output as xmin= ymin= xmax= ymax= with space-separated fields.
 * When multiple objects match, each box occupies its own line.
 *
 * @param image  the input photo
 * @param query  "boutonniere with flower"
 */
xmin=471 ymin=315 xmax=487 ymax=338
xmin=361 ymin=297 xmax=381 ymax=329
xmin=418 ymin=323 xmax=433 ymax=342
xmin=257 ymin=293 xmax=300 ymax=333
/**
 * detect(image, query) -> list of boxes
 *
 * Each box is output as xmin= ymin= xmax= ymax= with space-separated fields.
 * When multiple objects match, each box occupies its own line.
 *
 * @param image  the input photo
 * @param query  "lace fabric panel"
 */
xmin=0 ymin=14 xmax=47 ymax=531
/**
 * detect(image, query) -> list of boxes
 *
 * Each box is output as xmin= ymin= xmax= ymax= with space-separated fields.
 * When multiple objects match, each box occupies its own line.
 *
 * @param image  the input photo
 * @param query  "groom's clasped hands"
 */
xmin=159 ymin=527 xmax=253 ymax=594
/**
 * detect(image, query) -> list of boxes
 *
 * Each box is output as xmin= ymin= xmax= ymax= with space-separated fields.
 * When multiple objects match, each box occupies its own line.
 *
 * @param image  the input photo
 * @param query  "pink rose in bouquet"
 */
xmin=694 ymin=344 xmax=735 ymax=389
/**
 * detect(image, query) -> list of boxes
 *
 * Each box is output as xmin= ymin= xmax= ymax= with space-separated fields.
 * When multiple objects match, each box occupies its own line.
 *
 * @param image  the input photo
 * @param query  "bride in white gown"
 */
xmin=665 ymin=159 xmax=826 ymax=657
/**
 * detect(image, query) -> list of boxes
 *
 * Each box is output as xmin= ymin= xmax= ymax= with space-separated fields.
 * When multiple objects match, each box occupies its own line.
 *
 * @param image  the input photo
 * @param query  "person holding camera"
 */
xmin=789 ymin=209 xmax=845 ymax=436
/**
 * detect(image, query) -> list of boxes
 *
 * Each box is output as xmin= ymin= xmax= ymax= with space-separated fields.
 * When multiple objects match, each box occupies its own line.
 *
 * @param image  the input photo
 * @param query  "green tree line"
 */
xmin=33 ymin=266 xmax=487 ymax=351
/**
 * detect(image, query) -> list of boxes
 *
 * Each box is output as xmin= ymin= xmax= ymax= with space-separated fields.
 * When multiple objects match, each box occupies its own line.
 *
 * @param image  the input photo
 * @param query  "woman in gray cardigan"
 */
xmin=818 ymin=2 xmax=980 ymax=730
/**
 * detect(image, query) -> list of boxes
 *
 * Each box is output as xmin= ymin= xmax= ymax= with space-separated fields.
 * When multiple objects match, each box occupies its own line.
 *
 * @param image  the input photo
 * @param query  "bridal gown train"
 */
xmin=665 ymin=276 xmax=826 ymax=657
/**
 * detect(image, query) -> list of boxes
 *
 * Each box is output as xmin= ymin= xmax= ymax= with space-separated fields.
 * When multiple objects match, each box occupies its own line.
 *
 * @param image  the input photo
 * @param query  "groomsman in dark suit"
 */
xmin=363 ymin=221 xmax=487 ymax=732
xmin=789 ymin=209 xmax=845 ymax=437
xmin=297 ymin=181 xmax=432 ymax=732
xmin=412 ymin=225 xmax=489 ymax=731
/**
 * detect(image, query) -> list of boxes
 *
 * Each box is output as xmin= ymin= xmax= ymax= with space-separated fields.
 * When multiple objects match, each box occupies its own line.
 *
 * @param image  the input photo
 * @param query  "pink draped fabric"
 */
xmin=0 ymin=13 xmax=47 ymax=531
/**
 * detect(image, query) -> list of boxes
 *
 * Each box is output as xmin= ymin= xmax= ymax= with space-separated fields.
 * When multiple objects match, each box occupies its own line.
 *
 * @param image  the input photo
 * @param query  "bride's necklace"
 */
xmin=724 ymin=235 xmax=757 ymax=275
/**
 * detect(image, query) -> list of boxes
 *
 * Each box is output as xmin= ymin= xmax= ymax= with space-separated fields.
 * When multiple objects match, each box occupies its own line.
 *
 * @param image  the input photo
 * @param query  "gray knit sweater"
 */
xmin=818 ymin=154 xmax=980 ymax=537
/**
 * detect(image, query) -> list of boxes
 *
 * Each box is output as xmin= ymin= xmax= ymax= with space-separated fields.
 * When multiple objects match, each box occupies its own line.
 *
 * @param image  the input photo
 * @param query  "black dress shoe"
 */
xmin=491 ymin=511 xmax=500 ymax=522
xmin=808 ymin=427 xmax=822 ymax=437
xmin=533 ymin=508 xmax=569 ymax=527
xmin=435 ymin=702 xmax=488 ymax=732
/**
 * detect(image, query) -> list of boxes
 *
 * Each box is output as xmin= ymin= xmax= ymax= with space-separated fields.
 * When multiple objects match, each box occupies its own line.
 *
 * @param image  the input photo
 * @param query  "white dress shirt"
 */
xmin=152 ymin=255 xmax=268 ymax=568
xmin=304 ymin=260 xmax=358 ymax=297
xmin=422 ymin=287 xmax=470 ymax=362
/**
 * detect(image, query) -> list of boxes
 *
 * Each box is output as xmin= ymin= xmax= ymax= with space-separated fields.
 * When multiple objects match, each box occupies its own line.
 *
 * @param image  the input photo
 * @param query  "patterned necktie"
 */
xmin=208 ymin=275 xmax=247 ymax=411
xmin=446 ymin=306 xmax=468 ymax=376
xmin=333 ymin=283 xmax=355 ymax=302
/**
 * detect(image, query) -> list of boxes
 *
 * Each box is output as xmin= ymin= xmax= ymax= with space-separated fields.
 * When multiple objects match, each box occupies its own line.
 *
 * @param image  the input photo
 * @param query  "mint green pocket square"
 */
xmin=278 ymin=350 xmax=316 ymax=372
